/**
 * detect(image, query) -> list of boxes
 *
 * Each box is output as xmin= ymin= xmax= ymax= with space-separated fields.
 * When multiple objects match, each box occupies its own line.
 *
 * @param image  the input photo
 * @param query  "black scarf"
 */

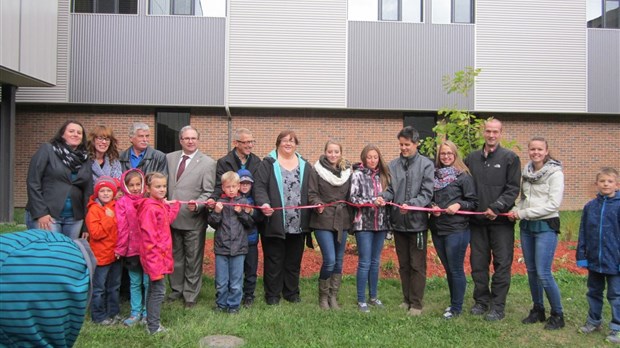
xmin=52 ymin=140 xmax=89 ymax=172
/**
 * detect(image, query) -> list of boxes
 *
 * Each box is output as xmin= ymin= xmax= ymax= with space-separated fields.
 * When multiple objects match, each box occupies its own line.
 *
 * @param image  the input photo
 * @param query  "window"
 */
xmin=156 ymin=111 xmax=190 ymax=154
xmin=432 ymin=0 xmax=474 ymax=24
xmin=404 ymin=112 xmax=436 ymax=157
xmin=72 ymin=0 xmax=137 ymax=14
xmin=379 ymin=0 xmax=423 ymax=22
xmin=588 ymin=0 xmax=620 ymax=28
xmin=149 ymin=0 xmax=226 ymax=17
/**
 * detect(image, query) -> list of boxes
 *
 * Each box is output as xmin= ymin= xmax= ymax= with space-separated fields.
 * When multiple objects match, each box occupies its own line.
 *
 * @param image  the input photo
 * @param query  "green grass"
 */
xmin=73 ymin=272 xmax=614 ymax=348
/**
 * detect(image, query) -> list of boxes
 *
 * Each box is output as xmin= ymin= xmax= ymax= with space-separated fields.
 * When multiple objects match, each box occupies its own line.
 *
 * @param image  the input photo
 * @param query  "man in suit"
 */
xmin=166 ymin=126 xmax=216 ymax=308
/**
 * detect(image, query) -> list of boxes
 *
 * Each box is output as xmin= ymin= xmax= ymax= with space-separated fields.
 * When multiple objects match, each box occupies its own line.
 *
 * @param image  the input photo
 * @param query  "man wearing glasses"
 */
xmin=166 ymin=125 xmax=216 ymax=308
xmin=207 ymin=127 xmax=262 ymax=306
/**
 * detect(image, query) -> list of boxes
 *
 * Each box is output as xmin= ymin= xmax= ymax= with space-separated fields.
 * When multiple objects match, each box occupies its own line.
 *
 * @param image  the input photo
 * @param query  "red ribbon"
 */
xmin=179 ymin=199 xmax=509 ymax=216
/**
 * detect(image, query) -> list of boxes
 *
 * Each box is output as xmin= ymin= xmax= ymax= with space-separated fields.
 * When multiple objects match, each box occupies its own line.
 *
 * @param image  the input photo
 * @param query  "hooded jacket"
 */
xmin=208 ymin=195 xmax=254 ymax=256
xmin=138 ymin=197 xmax=180 ymax=281
xmin=253 ymin=150 xmax=311 ymax=238
xmin=308 ymin=156 xmax=352 ymax=237
xmin=86 ymin=196 xmax=118 ymax=266
xmin=576 ymin=190 xmax=620 ymax=275
xmin=115 ymin=169 xmax=145 ymax=258
xmin=513 ymin=161 xmax=563 ymax=221
xmin=349 ymin=163 xmax=390 ymax=232
xmin=382 ymin=153 xmax=434 ymax=233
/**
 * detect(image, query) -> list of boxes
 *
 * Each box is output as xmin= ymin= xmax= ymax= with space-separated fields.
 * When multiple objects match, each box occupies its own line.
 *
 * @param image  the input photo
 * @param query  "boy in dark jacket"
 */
xmin=237 ymin=168 xmax=262 ymax=307
xmin=577 ymin=167 xmax=620 ymax=344
xmin=208 ymin=171 xmax=255 ymax=313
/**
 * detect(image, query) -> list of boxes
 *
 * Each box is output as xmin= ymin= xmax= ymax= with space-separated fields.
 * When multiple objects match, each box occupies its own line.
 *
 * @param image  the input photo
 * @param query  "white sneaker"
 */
xmin=358 ymin=302 xmax=370 ymax=313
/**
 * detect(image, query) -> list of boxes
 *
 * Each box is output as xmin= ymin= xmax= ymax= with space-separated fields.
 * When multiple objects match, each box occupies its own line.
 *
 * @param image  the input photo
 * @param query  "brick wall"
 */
xmin=13 ymin=105 xmax=620 ymax=210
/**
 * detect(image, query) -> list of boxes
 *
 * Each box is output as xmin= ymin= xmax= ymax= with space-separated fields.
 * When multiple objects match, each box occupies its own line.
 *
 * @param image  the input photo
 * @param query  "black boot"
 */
xmin=544 ymin=312 xmax=565 ymax=330
xmin=522 ymin=305 xmax=546 ymax=324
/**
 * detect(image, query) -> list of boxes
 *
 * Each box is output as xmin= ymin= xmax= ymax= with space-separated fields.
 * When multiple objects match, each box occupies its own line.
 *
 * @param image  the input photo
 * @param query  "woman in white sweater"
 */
xmin=509 ymin=137 xmax=565 ymax=330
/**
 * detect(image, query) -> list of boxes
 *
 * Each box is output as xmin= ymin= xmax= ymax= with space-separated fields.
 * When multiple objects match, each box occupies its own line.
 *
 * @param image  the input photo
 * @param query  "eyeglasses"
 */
xmin=280 ymin=139 xmax=296 ymax=144
xmin=181 ymin=137 xmax=198 ymax=142
xmin=95 ymin=136 xmax=110 ymax=143
xmin=236 ymin=140 xmax=256 ymax=145
xmin=439 ymin=152 xmax=455 ymax=157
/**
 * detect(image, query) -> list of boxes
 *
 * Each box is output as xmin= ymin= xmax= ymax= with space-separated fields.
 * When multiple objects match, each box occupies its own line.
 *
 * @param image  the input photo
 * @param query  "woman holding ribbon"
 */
xmin=254 ymin=130 xmax=312 ymax=305
xmin=349 ymin=144 xmax=391 ymax=313
xmin=429 ymin=140 xmax=478 ymax=319
xmin=308 ymin=139 xmax=352 ymax=310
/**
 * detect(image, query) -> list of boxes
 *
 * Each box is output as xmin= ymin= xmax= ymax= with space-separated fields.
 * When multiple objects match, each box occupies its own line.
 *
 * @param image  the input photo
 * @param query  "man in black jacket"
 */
xmin=464 ymin=118 xmax=521 ymax=321
xmin=119 ymin=122 xmax=168 ymax=174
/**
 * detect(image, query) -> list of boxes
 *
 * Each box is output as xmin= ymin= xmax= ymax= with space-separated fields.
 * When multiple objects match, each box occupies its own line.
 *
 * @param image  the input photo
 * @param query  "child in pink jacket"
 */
xmin=115 ymin=168 xmax=148 ymax=326
xmin=138 ymin=172 xmax=180 ymax=335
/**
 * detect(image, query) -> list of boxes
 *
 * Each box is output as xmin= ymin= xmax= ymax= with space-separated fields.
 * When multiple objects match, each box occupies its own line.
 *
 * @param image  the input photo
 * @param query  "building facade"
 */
xmin=2 ymin=0 xmax=619 ymax=217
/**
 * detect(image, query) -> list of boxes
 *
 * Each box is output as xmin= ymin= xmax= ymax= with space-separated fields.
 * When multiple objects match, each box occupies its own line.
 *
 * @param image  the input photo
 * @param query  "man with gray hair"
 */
xmin=119 ymin=122 xmax=168 ymax=174
xmin=165 ymin=126 xmax=216 ymax=308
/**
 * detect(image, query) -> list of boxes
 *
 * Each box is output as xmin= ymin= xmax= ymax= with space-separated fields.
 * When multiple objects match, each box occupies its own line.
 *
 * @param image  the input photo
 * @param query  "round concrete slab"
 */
xmin=199 ymin=335 xmax=245 ymax=348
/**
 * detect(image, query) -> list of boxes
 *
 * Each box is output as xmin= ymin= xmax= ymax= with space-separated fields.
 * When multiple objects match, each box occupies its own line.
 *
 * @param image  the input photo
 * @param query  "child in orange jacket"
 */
xmin=86 ymin=176 xmax=122 ymax=325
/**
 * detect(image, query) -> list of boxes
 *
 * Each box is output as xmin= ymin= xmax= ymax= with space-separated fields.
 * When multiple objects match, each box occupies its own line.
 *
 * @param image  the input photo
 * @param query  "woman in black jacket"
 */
xmin=254 ymin=130 xmax=311 ymax=305
xmin=26 ymin=120 xmax=93 ymax=239
xmin=429 ymin=140 xmax=478 ymax=319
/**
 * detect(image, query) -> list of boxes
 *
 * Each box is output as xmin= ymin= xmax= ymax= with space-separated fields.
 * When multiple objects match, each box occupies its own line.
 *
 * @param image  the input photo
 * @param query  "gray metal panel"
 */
xmin=0 ymin=0 xmax=21 ymax=72
xmin=588 ymin=29 xmax=620 ymax=113
xmin=17 ymin=0 xmax=68 ymax=100
xmin=348 ymin=21 xmax=474 ymax=110
xmin=70 ymin=15 xmax=225 ymax=106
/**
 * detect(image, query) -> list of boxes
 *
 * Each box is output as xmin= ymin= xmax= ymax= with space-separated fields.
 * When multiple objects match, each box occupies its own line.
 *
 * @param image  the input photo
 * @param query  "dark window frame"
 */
xmin=155 ymin=110 xmax=190 ymax=154
xmin=149 ymin=0 xmax=200 ymax=16
xmin=378 ymin=0 xmax=423 ymax=22
xmin=588 ymin=0 xmax=620 ymax=28
xmin=71 ymin=0 xmax=138 ymax=14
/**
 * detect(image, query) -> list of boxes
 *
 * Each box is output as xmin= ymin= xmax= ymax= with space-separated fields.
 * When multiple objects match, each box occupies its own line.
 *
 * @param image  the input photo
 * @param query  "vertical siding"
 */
xmin=228 ymin=0 xmax=347 ymax=108
xmin=16 ymin=0 xmax=66 ymax=100
xmin=69 ymin=15 xmax=225 ymax=106
xmin=1 ymin=0 xmax=21 ymax=72
xmin=475 ymin=0 xmax=587 ymax=112
xmin=348 ymin=21 xmax=474 ymax=110
xmin=588 ymin=29 xmax=620 ymax=113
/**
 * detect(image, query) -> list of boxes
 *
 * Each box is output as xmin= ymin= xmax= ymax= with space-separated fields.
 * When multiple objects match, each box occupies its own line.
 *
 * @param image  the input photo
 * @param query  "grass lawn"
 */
xmin=73 ymin=272 xmax=612 ymax=348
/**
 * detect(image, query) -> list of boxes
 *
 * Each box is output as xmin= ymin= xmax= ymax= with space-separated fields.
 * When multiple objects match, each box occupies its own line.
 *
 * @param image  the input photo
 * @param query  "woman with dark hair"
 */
xmin=87 ymin=125 xmax=122 ymax=184
xmin=309 ymin=139 xmax=352 ymax=310
xmin=25 ymin=120 xmax=93 ymax=239
xmin=254 ymin=130 xmax=311 ymax=305
xmin=429 ymin=140 xmax=478 ymax=319
xmin=350 ymin=144 xmax=391 ymax=313
xmin=508 ymin=137 xmax=565 ymax=330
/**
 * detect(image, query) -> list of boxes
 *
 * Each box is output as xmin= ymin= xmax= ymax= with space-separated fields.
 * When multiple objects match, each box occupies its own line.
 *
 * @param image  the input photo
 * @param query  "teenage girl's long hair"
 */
xmin=434 ymin=140 xmax=470 ymax=174
xmin=360 ymin=143 xmax=390 ymax=189
xmin=324 ymin=139 xmax=350 ymax=171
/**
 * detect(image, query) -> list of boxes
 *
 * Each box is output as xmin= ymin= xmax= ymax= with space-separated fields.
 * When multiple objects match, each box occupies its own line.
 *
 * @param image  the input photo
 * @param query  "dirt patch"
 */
xmin=202 ymin=239 xmax=586 ymax=278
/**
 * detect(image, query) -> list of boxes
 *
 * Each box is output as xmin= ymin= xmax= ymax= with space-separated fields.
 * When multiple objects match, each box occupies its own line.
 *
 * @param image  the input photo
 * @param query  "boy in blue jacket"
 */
xmin=238 ymin=168 xmax=262 ymax=307
xmin=576 ymin=167 xmax=620 ymax=344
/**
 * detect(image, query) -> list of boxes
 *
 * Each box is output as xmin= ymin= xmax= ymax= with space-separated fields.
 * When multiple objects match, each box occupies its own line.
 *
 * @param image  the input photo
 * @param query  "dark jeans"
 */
xmin=91 ymin=260 xmax=122 ymax=322
xmin=520 ymin=228 xmax=563 ymax=314
xmin=146 ymin=278 xmax=166 ymax=333
xmin=215 ymin=254 xmax=245 ymax=310
xmin=394 ymin=231 xmax=427 ymax=310
xmin=586 ymin=271 xmax=620 ymax=331
xmin=261 ymin=234 xmax=305 ymax=302
xmin=243 ymin=243 xmax=259 ymax=300
xmin=470 ymin=223 xmax=515 ymax=312
xmin=432 ymin=230 xmax=470 ymax=313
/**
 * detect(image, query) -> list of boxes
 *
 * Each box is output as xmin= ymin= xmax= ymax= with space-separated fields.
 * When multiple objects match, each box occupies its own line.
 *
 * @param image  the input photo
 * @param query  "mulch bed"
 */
xmin=202 ymin=238 xmax=586 ymax=279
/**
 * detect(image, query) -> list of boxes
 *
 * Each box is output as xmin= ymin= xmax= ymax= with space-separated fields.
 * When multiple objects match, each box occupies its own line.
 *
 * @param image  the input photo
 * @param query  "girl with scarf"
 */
xmin=429 ymin=141 xmax=478 ymax=319
xmin=349 ymin=144 xmax=390 ymax=313
xmin=87 ymin=125 xmax=122 ymax=186
xmin=309 ymin=140 xmax=352 ymax=309
xmin=508 ymin=137 xmax=565 ymax=330
xmin=26 ymin=120 xmax=93 ymax=239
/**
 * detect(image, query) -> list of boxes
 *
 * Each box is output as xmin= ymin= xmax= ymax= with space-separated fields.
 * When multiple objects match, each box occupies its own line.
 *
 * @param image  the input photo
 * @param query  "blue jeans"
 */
xmin=586 ymin=271 xmax=620 ymax=331
xmin=128 ymin=265 xmax=149 ymax=317
xmin=315 ymin=230 xmax=348 ymax=280
xmin=25 ymin=210 xmax=83 ymax=240
xmin=355 ymin=231 xmax=386 ymax=303
xmin=91 ymin=260 xmax=122 ymax=323
xmin=520 ymin=228 xmax=564 ymax=315
xmin=215 ymin=254 xmax=245 ymax=310
xmin=432 ymin=230 xmax=470 ymax=313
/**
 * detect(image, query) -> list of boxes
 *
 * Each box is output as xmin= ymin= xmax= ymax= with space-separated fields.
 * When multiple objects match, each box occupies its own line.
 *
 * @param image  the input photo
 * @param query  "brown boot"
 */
xmin=318 ymin=279 xmax=330 ymax=310
xmin=328 ymin=273 xmax=342 ymax=309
